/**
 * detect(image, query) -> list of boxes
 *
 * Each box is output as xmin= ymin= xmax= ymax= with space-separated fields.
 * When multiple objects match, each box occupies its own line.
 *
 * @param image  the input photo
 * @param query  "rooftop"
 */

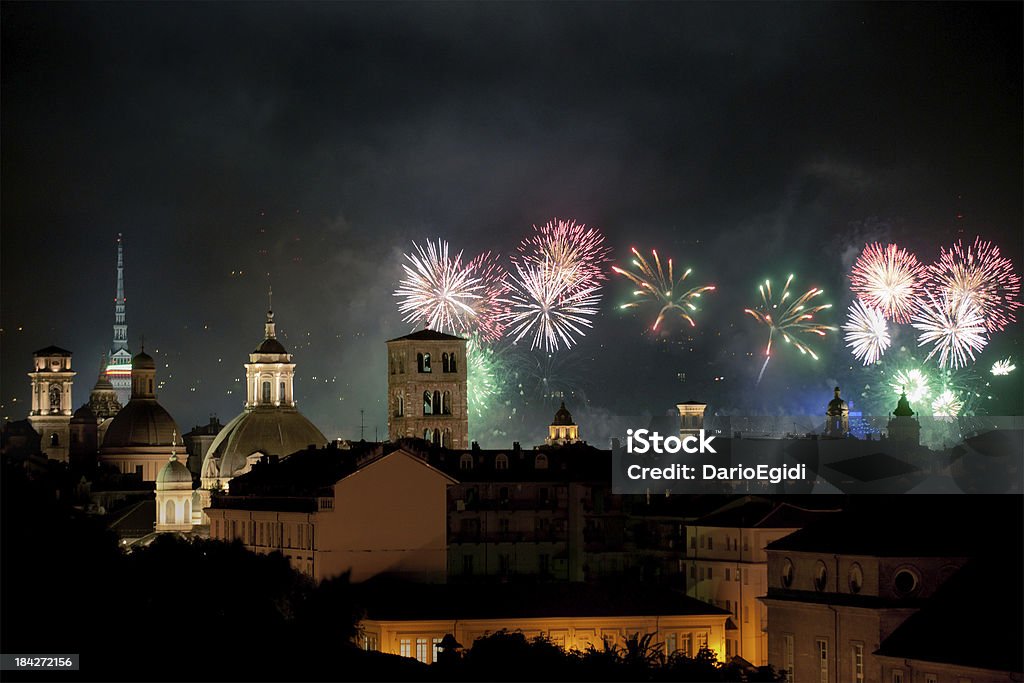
xmin=386 ymin=329 xmax=466 ymax=342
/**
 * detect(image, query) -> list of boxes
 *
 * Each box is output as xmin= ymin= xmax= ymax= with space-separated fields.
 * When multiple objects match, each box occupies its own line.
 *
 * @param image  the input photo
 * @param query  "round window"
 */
xmin=894 ymin=568 xmax=919 ymax=596
xmin=781 ymin=558 xmax=794 ymax=587
xmin=813 ymin=561 xmax=828 ymax=591
xmin=849 ymin=563 xmax=863 ymax=594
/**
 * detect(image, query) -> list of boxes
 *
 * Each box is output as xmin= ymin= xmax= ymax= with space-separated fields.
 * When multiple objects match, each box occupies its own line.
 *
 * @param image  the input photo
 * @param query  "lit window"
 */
xmin=849 ymin=563 xmax=864 ymax=594
xmin=399 ymin=638 xmax=411 ymax=658
xmin=892 ymin=671 xmax=904 ymax=683
xmin=814 ymin=561 xmax=828 ymax=591
xmin=784 ymin=634 xmax=794 ymax=679
xmin=816 ymin=638 xmax=829 ymax=683
xmin=853 ymin=643 xmax=864 ymax=682
xmin=415 ymin=638 xmax=429 ymax=663
xmin=432 ymin=638 xmax=442 ymax=663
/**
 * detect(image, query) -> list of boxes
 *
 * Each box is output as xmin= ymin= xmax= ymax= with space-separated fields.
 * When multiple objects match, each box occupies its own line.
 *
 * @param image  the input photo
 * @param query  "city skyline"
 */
xmin=2 ymin=2 xmax=1021 ymax=445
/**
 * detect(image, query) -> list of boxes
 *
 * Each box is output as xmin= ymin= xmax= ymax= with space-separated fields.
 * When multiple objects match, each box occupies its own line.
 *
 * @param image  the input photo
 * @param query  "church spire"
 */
xmin=112 ymin=233 xmax=127 ymax=353
xmin=265 ymin=285 xmax=276 ymax=340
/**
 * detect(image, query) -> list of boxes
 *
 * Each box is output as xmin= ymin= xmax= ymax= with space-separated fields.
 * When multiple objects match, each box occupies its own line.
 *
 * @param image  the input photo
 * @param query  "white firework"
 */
xmin=991 ymin=358 xmax=1016 ymax=376
xmin=930 ymin=389 xmax=962 ymax=421
xmin=502 ymin=259 xmax=601 ymax=352
xmin=911 ymin=293 xmax=987 ymax=369
xmin=842 ymin=299 xmax=890 ymax=365
xmin=394 ymin=240 xmax=482 ymax=334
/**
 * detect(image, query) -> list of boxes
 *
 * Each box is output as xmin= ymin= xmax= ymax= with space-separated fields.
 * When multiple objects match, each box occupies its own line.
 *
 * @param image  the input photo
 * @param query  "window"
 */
xmin=423 ymin=391 xmax=433 ymax=415
xmin=495 ymin=454 xmax=509 ymax=470
xmin=262 ymin=381 xmax=271 ymax=403
xmin=743 ymin=605 xmax=749 ymax=623
xmin=433 ymin=390 xmax=441 ymax=414
xmin=680 ymin=633 xmax=692 ymax=657
xmin=432 ymin=428 xmax=440 ymax=446
xmin=399 ymin=638 xmax=411 ymax=658
xmin=432 ymin=638 xmax=442 ymax=663
xmin=165 ymin=500 xmax=175 ymax=525
xmin=816 ymin=639 xmax=828 ymax=683
xmin=535 ymin=453 xmax=548 ymax=469
xmin=50 ymin=433 xmax=59 ymax=447
xmin=708 ymin=536 xmax=713 ymax=550
xmin=415 ymin=638 xmax=429 ymax=663
xmin=459 ymin=453 xmax=473 ymax=470
xmin=441 ymin=428 xmax=451 ymax=448
xmin=849 ymin=563 xmax=863 ymax=594
xmin=442 ymin=352 xmax=451 ymax=373
xmin=691 ymin=536 xmax=697 ymax=548
xmin=707 ymin=567 xmax=713 ymax=579
xmin=891 ymin=671 xmax=904 ymax=683
xmin=783 ymin=634 xmax=794 ymax=680
xmin=442 ymin=391 xmax=451 ymax=415
xmin=700 ymin=535 xmax=705 ymax=548
xmin=449 ymin=353 xmax=457 ymax=373
xmin=279 ymin=381 xmax=285 ymax=401
xmin=49 ymin=385 xmax=61 ymax=410
xmin=924 ymin=676 xmax=937 ymax=683
xmin=893 ymin=568 xmax=919 ymax=596
xmin=395 ymin=393 xmax=404 ymax=417
xmin=666 ymin=633 xmax=676 ymax=655
xmin=725 ymin=568 xmax=731 ymax=581
xmin=736 ymin=568 xmax=741 ymax=582
xmin=417 ymin=353 xmax=431 ymax=373
xmin=814 ymin=561 xmax=828 ymax=591
xmin=853 ymin=643 xmax=864 ymax=682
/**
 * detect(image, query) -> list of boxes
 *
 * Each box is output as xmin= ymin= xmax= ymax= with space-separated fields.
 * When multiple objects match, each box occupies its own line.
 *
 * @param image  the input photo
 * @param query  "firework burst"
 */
xmin=394 ymin=239 xmax=482 ymax=334
xmin=502 ymin=260 xmax=601 ymax=352
xmin=744 ymin=274 xmax=835 ymax=383
xmin=889 ymin=367 xmax=932 ymax=405
xmin=927 ymin=236 xmax=1022 ymax=333
xmin=612 ymin=247 xmax=715 ymax=331
xmin=464 ymin=251 xmax=511 ymax=342
xmin=516 ymin=218 xmax=611 ymax=295
xmin=466 ymin=334 xmax=506 ymax=418
xmin=991 ymin=358 xmax=1016 ymax=376
xmin=931 ymin=389 xmax=963 ymax=421
xmin=911 ymin=293 xmax=988 ymax=370
xmin=848 ymin=242 xmax=926 ymax=323
xmin=842 ymin=299 xmax=891 ymax=365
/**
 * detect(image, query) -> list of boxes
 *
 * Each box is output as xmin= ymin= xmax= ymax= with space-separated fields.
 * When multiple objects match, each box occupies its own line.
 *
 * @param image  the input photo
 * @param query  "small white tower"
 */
xmin=28 ymin=346 xmax=76 ymax=462
xmin=155 ymin=435 xmax=195 ymax=532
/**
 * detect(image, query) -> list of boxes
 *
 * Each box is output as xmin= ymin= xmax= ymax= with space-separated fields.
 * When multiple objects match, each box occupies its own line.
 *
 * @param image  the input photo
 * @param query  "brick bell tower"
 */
xmin=386 ymin=330 xmax=468 ymax=449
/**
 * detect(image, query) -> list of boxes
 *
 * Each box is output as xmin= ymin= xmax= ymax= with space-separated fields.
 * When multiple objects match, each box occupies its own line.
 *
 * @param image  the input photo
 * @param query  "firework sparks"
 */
xmin=394 ymin=239 xmax=482 ymax=334
xmin=464 ymin=251 xmax=511 ymax=342
xmin=889 ymin=368 xmax=932 ymax=404
xmin=502 ymin=259 xmax=601 ymax=352
xmin=612 ymin=247 xmax=715 ymax=331
xmin=842 ymin=299 xmax=891 ymax=365
xmin=848 ymin=242 xmax=926 ymax=323
xmin=927 ymin=236 xmax=1022 ymax=333
xmin=931 ymin=389 xmax=963 ymax=421
xmin=744 ymin=274 xmax=835 ymax=383
xmin=991 ymin=358 xmax=1016 ymax=376
xmin=911 ymin=293 xmax=987 ymax=370
xmin=517 ymin=218 xmax=611 ymax=295
xmin=466 ymin=334 xmax=503 ymax=418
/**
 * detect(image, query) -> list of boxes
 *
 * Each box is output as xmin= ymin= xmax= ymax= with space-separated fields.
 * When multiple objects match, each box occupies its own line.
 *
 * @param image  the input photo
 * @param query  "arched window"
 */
xmin=399 ymin=355 xmax=405 ymax=373
xmin=165 ymin=500 xmax=176 ymax=525
xmin=389 ymin=355 xmax=395 ymax=375
xmin=262 ymin=381 xmax=271 ymax=403
xmin=395 ymin=393 xmax=404 ymax=417
xmin=442 ymin=352 xmax=450 ymax=373
xmin=460 ymin=453 xmax=473 ymax=470
xmin=50 ymin=433 xmax=59 ymax=447
xmin=423 ymin=391 xmax=433 ymax=415
xmin=449 ymin=353 xmax=457 ymax=373
xmin=432 ymin=428 xmax=441 ymax=446
xmin=184 ymin=499 xmax=191 ymax=523
xmin=279 ymin=382 xmax=286 ymax=402
xmin=148 ymin=379 xmax=153 ymax=394
xmin=442 ymin=428 xmax=451 ymax=448
xmin=433 ymin=391 xmax=441 ymax=414
xmin=418 ymin=353 xmax=432 ymax=373
xmin=424 ymin=429 xmax=431 ymax=441
xmin=495 ymin=454 xmax=509 ymax=470
xmin=535 ymin=453 xmax=549 ymax=470
xmin=441 ymin=391 xmax=451 ymax=415
xmin=49 ymin=385 xmax=61 ymax=411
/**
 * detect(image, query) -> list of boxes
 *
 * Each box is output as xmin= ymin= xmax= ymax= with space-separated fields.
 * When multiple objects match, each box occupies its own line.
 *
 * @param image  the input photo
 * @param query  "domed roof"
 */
xmin=552 ymin=401 xmax=575 ymax=426
xmin=72 ymin=403 xmax=97 ymax=422
xmin=102 ymin=399 xmax=180 ymax=448
xmin=204 ymin=407 xmax=326 ymax=480
xmin=254 ymin=337 xmax=288 ymax=354
xmin=157 ymin=456 xmax=192 ymax=485
xmin=93 ymin=373 xmax=115 ymax=392
xmin=133 ymin=351 xmax=156 ymax=370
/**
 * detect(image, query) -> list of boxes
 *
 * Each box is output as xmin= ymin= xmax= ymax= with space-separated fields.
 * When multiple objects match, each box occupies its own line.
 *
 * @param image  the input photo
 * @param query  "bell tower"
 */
xmin=28 ymin=346 xmax=76 ymax=462
xmin=386 ymin=330 xmax=468 ymax=448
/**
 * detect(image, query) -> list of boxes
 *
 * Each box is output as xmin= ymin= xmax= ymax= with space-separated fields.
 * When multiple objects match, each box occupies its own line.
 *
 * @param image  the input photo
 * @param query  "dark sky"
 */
xmin=2 ymin=2 xmax=1021 ymax=445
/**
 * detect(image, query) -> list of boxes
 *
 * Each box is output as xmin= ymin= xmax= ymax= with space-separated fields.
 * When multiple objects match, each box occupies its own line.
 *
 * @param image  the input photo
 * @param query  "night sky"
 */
xmin=2 ymin=2 xmax=1021 ymax=446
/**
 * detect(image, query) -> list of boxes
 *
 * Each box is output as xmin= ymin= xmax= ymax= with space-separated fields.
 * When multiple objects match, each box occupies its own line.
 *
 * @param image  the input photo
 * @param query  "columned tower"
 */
xmin=28 ymin=346 xmax=76 ymax=462
xmin=386 ymin=330 xmax=468 ymax=449
xmin=106 ymin=233 xmax=132 ymax=404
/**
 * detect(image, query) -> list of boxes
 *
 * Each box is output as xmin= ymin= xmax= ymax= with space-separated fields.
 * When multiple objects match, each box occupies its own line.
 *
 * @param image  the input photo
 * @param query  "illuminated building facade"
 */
xmin=155 ymin=448 xmax=197 ymax=532
xmin=677 ymin=401 xmax=707 ymax=436
xmin=684 ymin=497 xmax=839 ymax=665
xmin=27 ymin=346 xmax=76 ymax=462
xmin=358 ymin=583 xmax=730 ymax=664
xmin=106 ymin=234 xmax=132 ymax=405
xmin=206 ymin=444 xmax=456 ymax=582
xmin=386 ymin=330 xmax=468 ymax=449
xmin=545 ymin=402 xmax=580 ymax=446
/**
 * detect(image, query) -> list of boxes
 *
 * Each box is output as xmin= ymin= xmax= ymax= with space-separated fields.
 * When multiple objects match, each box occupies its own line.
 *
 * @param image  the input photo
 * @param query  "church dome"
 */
xmin=254 ymin=337 xmax=288 ymax=354
xmin=157 ymin=456 xmax=192 ymax=485
xmin=552 ymin=402 xmax=575 ymax=426
xmin=133 ymin=351 xmax=156 ymax=370
xmin=102 ymin=399 xmax=180 ymax=448
xmin=72 ymin=404 xmax=97 ymax=423
xmin=93 ymin=373 xmax=115 ymax=391
xmin=203 ymin=407 xmax=326 ymax=480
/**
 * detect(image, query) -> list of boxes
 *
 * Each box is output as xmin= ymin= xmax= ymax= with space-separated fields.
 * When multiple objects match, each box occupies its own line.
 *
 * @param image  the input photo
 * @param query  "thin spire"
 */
xmin=111 ymin=233 xmax=128 ymax=354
